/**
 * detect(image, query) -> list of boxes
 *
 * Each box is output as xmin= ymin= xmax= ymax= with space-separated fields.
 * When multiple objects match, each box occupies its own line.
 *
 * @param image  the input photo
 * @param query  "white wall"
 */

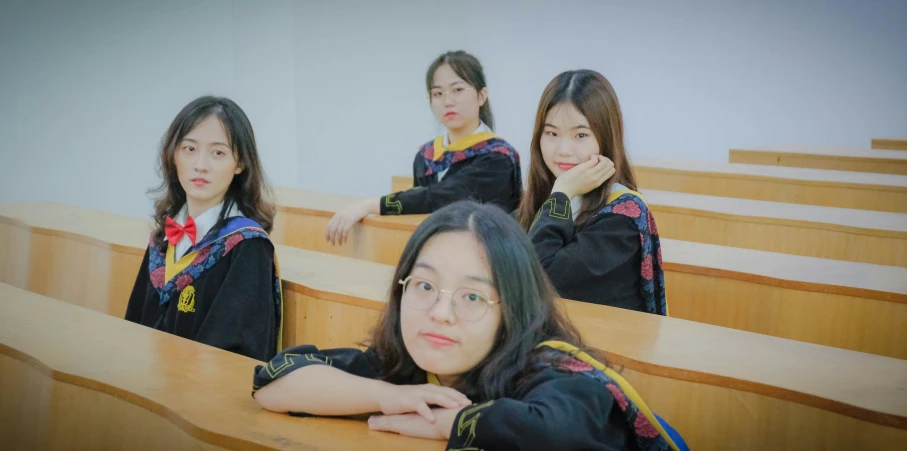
xmin=0 ymin=0 xmax=297 ymax=218
xmin=1 ymin=0 xmax=906 ymax=217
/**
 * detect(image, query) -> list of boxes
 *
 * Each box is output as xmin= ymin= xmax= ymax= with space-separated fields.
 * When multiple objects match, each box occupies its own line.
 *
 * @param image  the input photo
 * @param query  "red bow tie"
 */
xmin=165 ymin=216 xmax=197 ymax=247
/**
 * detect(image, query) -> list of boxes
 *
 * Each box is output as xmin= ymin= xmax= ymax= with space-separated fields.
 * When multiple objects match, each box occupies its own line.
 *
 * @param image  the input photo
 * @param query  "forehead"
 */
xmin=432 ymin=64 xmax=467 ymax=88
xmin=544 ymin=102 xmax=589 ymax=127
xmin=414 ymin=231 xmax=492 ymax=283
xmin=184 ymin=115 xmax=229 ymax=144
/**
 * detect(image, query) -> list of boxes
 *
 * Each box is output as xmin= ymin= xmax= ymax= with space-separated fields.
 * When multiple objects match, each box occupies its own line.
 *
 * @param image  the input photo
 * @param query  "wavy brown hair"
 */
xmin=149 ymin=96 xmax=275 ymax=250
xmin=426 ymin=50 xmax=494 ymax=130
xmin=368 ymin=200 xmax=606 ymax=401
xmin=516 ymin=70 xmax=637 ymax=230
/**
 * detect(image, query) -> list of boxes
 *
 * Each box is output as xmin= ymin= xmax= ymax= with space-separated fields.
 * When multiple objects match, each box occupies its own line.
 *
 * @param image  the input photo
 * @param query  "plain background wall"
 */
xmin=2 ymin=0 xmax=905 ymax=219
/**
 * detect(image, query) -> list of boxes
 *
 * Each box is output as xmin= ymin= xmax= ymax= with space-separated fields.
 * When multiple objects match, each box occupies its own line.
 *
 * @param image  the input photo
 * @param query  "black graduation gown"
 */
xmin=125 ymin=219 xmax=281 ymax=361
xmin=529 ymin=192 xmax=646 ymax=312
xmin=252 ymin=345 xmax=640 ymax=451
xmin=379 ymin=146 xmax=522 ymax=215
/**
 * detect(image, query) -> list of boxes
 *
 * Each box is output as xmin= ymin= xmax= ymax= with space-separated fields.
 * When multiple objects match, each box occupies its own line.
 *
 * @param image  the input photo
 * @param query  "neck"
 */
xmin=185 ymin=196 xmax=224 ymax=219
xmin=436 ymin=373 xmax=459 ymax=387
xmin=447 ymin=118 xmax=481 ymax=144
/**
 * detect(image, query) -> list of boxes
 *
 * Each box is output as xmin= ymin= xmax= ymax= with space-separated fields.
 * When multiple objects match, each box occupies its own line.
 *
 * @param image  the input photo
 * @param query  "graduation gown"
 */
xmin=529 ymin=189 xmax=667 ymax=315
xmin=125 ymin=217 xmax=283 ymax=361
xmin=252 ymin=341 xmax=686 ymax=451
xmin=379 ymin=132 xmax=522 ymax=215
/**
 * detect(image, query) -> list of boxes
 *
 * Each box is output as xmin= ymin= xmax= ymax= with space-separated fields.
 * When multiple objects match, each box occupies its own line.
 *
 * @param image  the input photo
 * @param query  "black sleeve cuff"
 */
xmin=251 ymin=345 xmax=330 ymax=392
xmin=379 ymin=193 xmax=403 ymax=215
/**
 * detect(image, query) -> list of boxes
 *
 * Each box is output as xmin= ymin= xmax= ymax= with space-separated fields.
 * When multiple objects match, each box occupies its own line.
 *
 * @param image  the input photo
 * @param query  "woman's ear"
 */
xmin=478 ymin=87 xmax=488 ymax=107
xmin=235 ymin=165 xmax=244 ymax=175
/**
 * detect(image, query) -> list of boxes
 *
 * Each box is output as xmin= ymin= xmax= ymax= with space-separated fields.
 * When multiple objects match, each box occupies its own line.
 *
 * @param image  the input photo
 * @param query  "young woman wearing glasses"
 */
xmin=253 ymin=201 xmax=684 ymax=451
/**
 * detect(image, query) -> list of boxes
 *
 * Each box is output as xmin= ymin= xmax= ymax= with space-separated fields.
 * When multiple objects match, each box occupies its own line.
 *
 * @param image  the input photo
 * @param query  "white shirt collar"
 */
xmin=172 ymin=200 xmax=243 ymax=259
xmin=442 ymin=121 xmax=491 ymax=147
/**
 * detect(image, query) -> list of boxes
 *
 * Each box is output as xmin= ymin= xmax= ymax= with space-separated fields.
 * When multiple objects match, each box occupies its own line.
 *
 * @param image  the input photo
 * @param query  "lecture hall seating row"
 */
xmin=729 ymin=145 xmax=907 ymax=175
xmin=2 ymin=204 xmax=907 ymax=449
xmin=3 ymin=199 xmax=906 ymax=359
xmin=389 ymin=178 xmax=907 ymax=267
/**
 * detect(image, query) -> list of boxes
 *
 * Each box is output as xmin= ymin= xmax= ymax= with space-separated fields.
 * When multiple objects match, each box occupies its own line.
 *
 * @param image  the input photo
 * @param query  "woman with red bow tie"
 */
xmin=125 ymin=96 xmax=283 ymax=362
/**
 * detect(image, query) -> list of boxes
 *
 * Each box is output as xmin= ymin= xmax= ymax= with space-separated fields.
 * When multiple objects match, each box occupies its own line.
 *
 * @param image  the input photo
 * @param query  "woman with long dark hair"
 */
xmin=516 ymin=70 xmax=667 ymax=315
xmin=325 ymin=50 xmax=522 ymax=246
xmin=125 ymin=95 xmax=283 ymax=361
xmin=254 ymin=201 xmax=682 ymax=450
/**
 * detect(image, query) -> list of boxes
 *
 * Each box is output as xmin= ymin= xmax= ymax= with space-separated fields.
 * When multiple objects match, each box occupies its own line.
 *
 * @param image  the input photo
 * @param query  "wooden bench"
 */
xmin=0 ymin=283 xmax=443 ymax=451
xmin=3 ymin=200 xmax=906 ymax=360
xmin=386 ymin=179 xmax=907 ymax=267
xmin=4 ymin=277 xmax=907 ymax=450
xmin=728 ymin=146 xmax=907 ymax=175
xmin=633 ymin=158 xmax=907 ymax=213
xmin=873 ymin=138 xmax=907 ymax=151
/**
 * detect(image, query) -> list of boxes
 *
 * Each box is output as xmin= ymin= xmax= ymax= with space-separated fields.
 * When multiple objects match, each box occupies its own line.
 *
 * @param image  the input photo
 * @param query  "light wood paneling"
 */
xmin=873 ymin=138 xmax=907 ymax=151
xmin=634 ymin=158 xmax=907 ymax=213
xmin=729 ymin=146 xmax=907 ymax=175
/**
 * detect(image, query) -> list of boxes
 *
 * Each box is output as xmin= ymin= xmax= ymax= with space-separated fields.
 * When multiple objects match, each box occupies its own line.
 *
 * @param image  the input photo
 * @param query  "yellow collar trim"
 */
xmin=607 ymin=189 xmax=646 ymax=205
xmin=427 ymin=372 xmax=442 ymax=386
xmin=431 ymin=131 xmax=498 ymax=162
xmin=165 ymin=245 xmax=198 ymax=285
xmin=537 ymin=340 xmax=680 ymax=451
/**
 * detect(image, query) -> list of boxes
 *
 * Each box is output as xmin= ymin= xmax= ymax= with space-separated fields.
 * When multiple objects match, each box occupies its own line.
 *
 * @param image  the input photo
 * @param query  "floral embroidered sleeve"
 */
xmin=445 ymin=369 xmax=635 ymax=451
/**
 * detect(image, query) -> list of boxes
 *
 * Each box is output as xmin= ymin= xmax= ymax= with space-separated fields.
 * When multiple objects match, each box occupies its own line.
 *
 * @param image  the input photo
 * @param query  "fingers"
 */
xmin=415 ymin=402 xmax=435 ymax=423
xmin=339 ymin=220 xmax=353 ymax=246
xmin=368 ymin=415 xmax=393 ymax=432
xmin=429 ymin=392 xmax=467 ymax=410
xmin=324 ymin=216 xmax=338 ymax=245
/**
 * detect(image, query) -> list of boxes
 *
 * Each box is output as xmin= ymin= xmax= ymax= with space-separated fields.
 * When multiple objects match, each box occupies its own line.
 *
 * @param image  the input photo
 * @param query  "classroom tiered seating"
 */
xmin=633 ymin=158 xmax=907 ymax=213
xmin=4 ymin=201 xmax=905 ymax=360
xmin=0 ymin=283 xmax=442 ymax=451
xmin=872 ymin=137 xmax=907 ymax=151
xmin=386 ymin=179 xmax=907 ymax=267
xmin=4 ymin=259 xmax=907 ymax=449
xmin=728 ymin=145 xmax=907 ymax=175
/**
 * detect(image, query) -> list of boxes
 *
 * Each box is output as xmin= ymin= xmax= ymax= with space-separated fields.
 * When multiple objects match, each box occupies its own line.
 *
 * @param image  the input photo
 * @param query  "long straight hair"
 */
xmin=149 ymin=96 xmax=275 ymax=250
xmin=368 ymin=201 xmax=605 ymax=400
xmin=516 ymin=70 xmax=637 ymax=230
xmin=425 ymin=51 xmax=495 ymax=130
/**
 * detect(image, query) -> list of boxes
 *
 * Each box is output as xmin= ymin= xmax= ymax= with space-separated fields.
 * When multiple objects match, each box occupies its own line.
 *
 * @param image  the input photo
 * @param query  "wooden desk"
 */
xmin=272 ymin=186 xmax=426 ymax=266
xmin=388 ymin=177 xmax=907 ymax=267
xmin=3 ymin=210 xmax=907 ymax=448
xmin=3 ymin=199 xmax=907 ymax=360
xmin=269 ymin=190 xmax=907 ymax=358
xmin=0 ymin=283 xmax=443 ymax=451
xmin=873 ymin=138 xmax=907 ymax=151
xmin=634 ymin=158 xmax=907 ymax=213
xmin=729 ymin=146 xmax=907 ymax=175
xmin=644 ymin=189 xmax=907 ymax=267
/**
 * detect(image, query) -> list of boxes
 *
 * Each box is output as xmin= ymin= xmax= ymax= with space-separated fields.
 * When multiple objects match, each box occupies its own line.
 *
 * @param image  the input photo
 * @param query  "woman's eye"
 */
xmin=545 ymin=131 xmax=557 ymax=137
xmin=577 ymin=133 xmax=588 ymax=139
xmin=184 ymin=146 xmax=195 ymax=152
xmin=417 ymin=281 xmax=434 ymax=291
xmin=214 ymin=150 xmax=224 ymax=156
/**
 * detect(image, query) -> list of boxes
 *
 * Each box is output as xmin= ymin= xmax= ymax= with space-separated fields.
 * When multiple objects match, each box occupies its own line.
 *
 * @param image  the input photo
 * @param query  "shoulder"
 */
xmin=516 ymin=366 xmax=617 ymax=404
xmin=417 ymin=138 xmax=438 ymax=154
xmin=584 ymin=210 xmax=639 ymax=236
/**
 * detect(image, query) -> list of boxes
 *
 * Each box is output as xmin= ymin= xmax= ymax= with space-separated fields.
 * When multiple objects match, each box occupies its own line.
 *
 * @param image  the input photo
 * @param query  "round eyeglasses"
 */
xmin=399 ymin=275 xmax=499 ymax=322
